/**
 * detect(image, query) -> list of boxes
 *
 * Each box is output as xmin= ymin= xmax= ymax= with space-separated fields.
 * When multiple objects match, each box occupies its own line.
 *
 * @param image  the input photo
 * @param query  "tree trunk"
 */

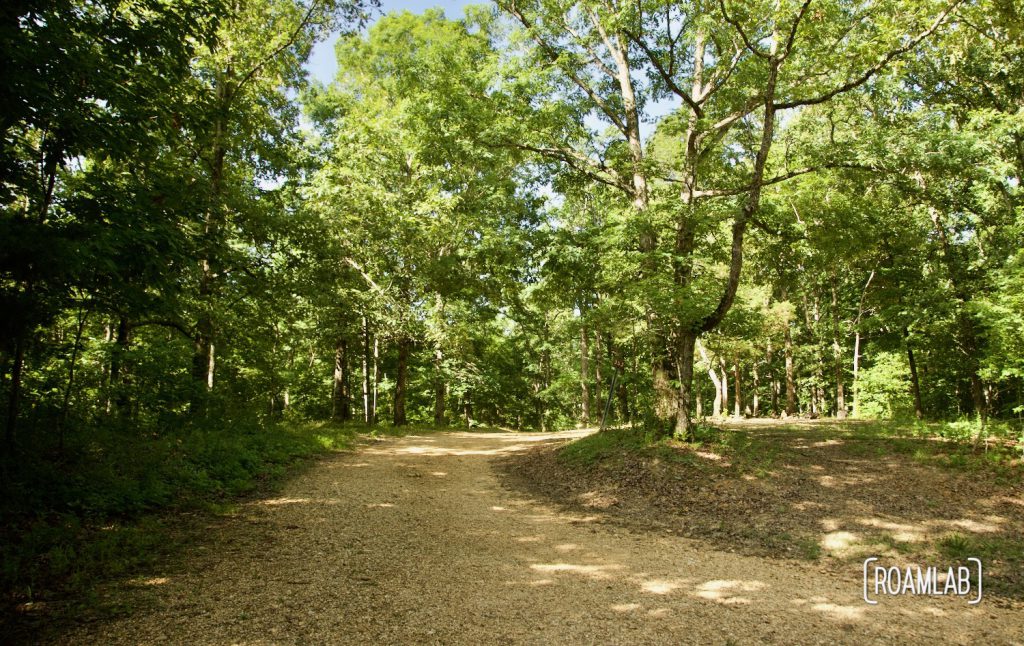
xmin=111 ymin=317 xmax=132 ymax=413
xmin=752 ymin=361 xmax=760 ymax=417
xmin=5 ymin=332 xmax=26 ymax=450
xmin=580 ymin=324 xmax=590 ymax=426
xmin=372 ymin=336 xmax=379 ymax=424
xmin=831 ymin=277 xmax=847 ymax=418
xmin=707 ymin=359 xmax=722 ymax=418
xmin=394 ymin=337 xmax=409 ymax=426
xmin=612 ymin=341 xmax=629 ymax=423
xmin=732 ymin=359 xmax=742 ymax=419
xmin=361 ymin=317 xmax=372 ymax=424
xmin=852 ymin=331 xmax=862 ymax=418
xmin=719 ymin=360 xmax=729 ymax=418
xmin=673 ymin=331 xmax=697 ymax=439
xmin=785 ymin=324 xmax=797 ymax=417
xmin=904 ymin=327 xmax=924 ymax=420
xmin=58 ymin=309 xmax=89 ymax=452
xmin=332 ymin=338 xmax=351 ymax=421
xmin=434 ymin=346 xmax=446 ymax=426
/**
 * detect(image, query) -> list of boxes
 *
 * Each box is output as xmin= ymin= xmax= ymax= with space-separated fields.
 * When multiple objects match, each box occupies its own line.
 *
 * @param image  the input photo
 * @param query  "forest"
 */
xmin=1 ymin=0 xmax=1023 ymax=639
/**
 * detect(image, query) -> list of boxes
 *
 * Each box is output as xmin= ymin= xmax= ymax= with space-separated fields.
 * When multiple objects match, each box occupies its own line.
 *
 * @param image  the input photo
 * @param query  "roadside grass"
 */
xmin=0 ymin=417 xmax=463 ymax=629
xmin=558 ymin=427 xmax=699 ymax=468
xmin=548 ymin=418 xmax=1022 ymax=596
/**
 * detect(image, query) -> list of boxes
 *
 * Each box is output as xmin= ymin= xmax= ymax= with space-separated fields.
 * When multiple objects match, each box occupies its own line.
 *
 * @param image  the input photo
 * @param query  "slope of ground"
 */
xmin=31 ymin=429 xmax=1024 ymax=644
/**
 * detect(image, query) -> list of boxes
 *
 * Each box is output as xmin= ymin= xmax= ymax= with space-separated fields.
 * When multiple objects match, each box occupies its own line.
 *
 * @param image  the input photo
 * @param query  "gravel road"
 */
xmin=59 ymin=430 xmax=1023 ymax=645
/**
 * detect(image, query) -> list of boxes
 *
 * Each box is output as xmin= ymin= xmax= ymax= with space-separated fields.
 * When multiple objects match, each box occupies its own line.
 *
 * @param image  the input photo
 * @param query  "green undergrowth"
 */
xmin=0 ymin=417 xmax=457 ymax=616
xmin=558 ymin=427 xmax=697 ymax=468
xmin=558 ymin=418 xmax=1022 ymax=481
xmin=558 ymin=424 xmax=777 ymax=476
xmin=816 ymin=419 xmax=1023 ymax=482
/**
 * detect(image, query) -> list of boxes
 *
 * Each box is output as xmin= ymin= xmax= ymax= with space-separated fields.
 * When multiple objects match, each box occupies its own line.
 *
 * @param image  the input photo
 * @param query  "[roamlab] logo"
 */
xmin=863 ymin=557 xmax=983 ymax=605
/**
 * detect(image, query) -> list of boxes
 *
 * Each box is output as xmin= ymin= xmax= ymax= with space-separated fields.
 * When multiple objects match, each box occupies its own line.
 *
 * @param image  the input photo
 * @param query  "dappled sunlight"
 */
xmin=554 ymin=543 xmax=580 ymax=552
xmin=577 ymin=491 xmax=619 ymax=509
xmin=816 ymin=473 xmax=878 ymax=487
xmin=820 ymin=531 xmax=859 ymax=553
xmin=791 ymin=597 xmax=866 ymax=621
xmin=943 ymin=517 xmax=1004 ymax=533
xmin=261 ymin=496 xmax=312 ymax=505
xmin=259 ymin=496 xmax=344 ymax=506
xmin=812 ymin=602 xmax=865 ymax=621
xmin=515 ymin=535 xmax=544 ymax=543
xmin=855 ymin=517 xmax=926 ymax=542
xmin=529 ymin=562 xmax=625 ymax=581
xmin=129 ymin=576 xmax=170 ymax=587
xmin=366 ymin=502 xmax=395 ymax=508
xmin=693 ymin=450 xmax=724 ymax=462
xmin=691 ymin=579 xmax=766 ymax=605
xmin=611 ymin=603 xmax=641 ymax=613
xmin=641 ymin=579 xmax=682 ymax=595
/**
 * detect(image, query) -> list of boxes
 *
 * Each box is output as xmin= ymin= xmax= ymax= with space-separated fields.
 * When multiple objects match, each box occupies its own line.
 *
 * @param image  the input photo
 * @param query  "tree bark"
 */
xmin=673 ymin=331 xmax=697 ymax=440
xmin=394 ymin=337 xmax=409 ymax=426
xmin=904 ymin=327 xmax=924 ymax=420
xmin=852 ymin=331 xmax=862 ymax=418
xmin=612 ymin=340 xmax=629 ymax=423
xmin=434 ymin=346 xmax=446 ymax=426
xmin=332 ymin=338 xmax=351 ymax=421
xmin=58 ymin=309 xmax=89 ymax=452
xmin=372 ymin=336 xmax=379 ymax=425
xmin=831 ymin=277 xmax=847 ymax=419
xmin=732 ymin=359 xmax=742 ymax=419
xmin=361 ymin=317 xmax=371 ymax=424
xmin=752 ymin=361 xmax=760 ymax=417
xmin=720 ymin=360 xmax=729 ymax=418
xmin=698 ymin=341 xmax=723 ymax=418
xmin=6 ymin=332 xmax=26 ymax=450
xmin=111 ymin=317 xmax=132 ymax=413
xmin=785 ymin=324 xmax=797 ymax=416
xmin=580 ymin=324 xmax=590 ymax=426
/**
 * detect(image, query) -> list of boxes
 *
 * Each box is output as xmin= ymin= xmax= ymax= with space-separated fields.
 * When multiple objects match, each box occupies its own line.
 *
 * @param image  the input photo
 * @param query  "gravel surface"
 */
xmin=57 ymin=430 xmax=1024 ymax=645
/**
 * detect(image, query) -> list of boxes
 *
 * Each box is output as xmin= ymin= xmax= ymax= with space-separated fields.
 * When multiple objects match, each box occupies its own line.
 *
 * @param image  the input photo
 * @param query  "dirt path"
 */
xmin=59 ymin=431 xmax=1022 ymax=645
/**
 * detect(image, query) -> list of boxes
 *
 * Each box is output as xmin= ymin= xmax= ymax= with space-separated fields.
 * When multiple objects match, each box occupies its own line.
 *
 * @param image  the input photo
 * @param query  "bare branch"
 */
xmin=780 ymin=0 xmax=814 ymax=61
xmin=499 ymin=1 xmax=629 ymax=135
xmin=718 ymin=0 xmax=769 ymax=59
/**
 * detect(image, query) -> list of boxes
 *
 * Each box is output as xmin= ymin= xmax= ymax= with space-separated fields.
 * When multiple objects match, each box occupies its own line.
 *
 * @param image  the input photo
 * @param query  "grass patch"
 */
xmin=558 ymin=427 xmax=654 ymax=466
xmin=0 ymin=417 xmax=366 ymax=611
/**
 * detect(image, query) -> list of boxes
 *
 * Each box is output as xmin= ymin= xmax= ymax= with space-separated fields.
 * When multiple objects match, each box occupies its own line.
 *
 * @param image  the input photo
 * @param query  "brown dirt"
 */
xmin=46 ymin=429 xmax=1024 ymax=644
xmin=499 ymin=421 xmax=1024 ymax=600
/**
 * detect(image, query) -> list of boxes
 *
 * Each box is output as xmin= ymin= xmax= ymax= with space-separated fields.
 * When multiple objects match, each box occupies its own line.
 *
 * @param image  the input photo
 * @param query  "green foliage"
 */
xmin=0 ymin=417 xmax=357 ymax=600
xmin=857 ymin=351 xmax=914 ymax=419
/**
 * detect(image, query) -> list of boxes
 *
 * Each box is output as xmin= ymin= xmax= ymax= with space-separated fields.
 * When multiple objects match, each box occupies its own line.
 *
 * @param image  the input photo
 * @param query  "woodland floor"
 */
xmin=31 ymin=425 xmax=1024 ymax=644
